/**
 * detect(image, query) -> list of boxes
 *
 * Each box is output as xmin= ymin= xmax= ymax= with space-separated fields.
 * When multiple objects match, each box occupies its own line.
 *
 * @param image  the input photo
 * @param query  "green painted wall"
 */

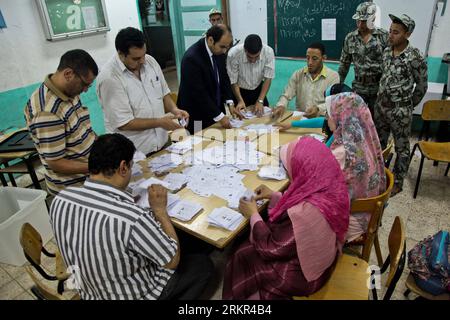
xmin=0 ymin=81 xmax=105 ymax=135
xmin=0 ymin=56 xmax=447 ymax=133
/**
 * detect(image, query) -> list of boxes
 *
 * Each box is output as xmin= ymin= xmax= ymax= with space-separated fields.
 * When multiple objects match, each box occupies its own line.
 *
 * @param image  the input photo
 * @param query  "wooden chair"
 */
xmin=19 ymin=223 xmax=79 ymax=300
xmin=294 ymin=216 xmax=405 ymax=300
xmin=410 ymin=100 xmax=450 ymax=198
xmin=404 ymin=273 xmax=450 ymax=300
xmin=346 ymin=167 xmax=394 ymax=267
xmin=382 ymin=139 xmax=394 ymax=168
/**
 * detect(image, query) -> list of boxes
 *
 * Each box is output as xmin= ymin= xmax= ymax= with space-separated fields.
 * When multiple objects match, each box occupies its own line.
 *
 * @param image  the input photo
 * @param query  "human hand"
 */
xmin=219 ymin=116 xmax=232 ymax=129
xmin=173 ymin=108 xmax=190 ymax=126
xmin=148 ymin=184 xmax=168 ymax=215
xmin=159 ymin=114 xmax=182 ymax=131
xmin=271 ymin=105 xmax=285 ymax=121
xmin=254 ymin=101 xmax=264 ymax=117
xmin=231 ymin=102 xmax=245 ymax=120
xmin=304 ymin=106 xmax=319 ymax=118
xmin=254 ymin=184 xmax=273 ymax=200
xmin=239 ymin=197 xmax=258 ymax=218
xmin=274 ymin=122 xmax=291 ymax=132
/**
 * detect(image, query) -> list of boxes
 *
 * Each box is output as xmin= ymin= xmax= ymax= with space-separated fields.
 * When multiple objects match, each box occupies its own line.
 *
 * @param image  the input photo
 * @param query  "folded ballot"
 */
xmin=208 ymin=207 xmax=244 ymax=231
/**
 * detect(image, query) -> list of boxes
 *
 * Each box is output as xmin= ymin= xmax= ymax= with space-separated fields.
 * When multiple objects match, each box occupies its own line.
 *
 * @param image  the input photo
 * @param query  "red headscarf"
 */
xmin=269 ymin=136 xmax=350 ymax=242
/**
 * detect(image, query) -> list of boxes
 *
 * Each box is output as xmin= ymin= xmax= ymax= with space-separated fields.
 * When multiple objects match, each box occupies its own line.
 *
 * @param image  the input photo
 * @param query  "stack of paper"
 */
xmin=307 ymin=133 xmax=326 ymax=143
xmin=163 ymin=173 xmax=188 ymax=192
xmin=166 ymin=136 xmax=203 ymax=154
xmin=167 ymin=200 xmax=203 ymax=222
xmin=258 ymin=166 xmax=288 ymax=181
xmin=148 ymin=153 xmax=183 ymax=174
xmin=292 ymin=111 xmax=306 ymax=118
xmin=208 ymin=207 xmax=244 ymax=231
xmin=131 ymin=163 xmax=143 ymax=177
xmin=242 ymin=110 xmax=256 ymax=119
xmin=137 ymin=189 xmax=179 ymax=209
xmin=133 ymin=150 xmax=146 ymax=162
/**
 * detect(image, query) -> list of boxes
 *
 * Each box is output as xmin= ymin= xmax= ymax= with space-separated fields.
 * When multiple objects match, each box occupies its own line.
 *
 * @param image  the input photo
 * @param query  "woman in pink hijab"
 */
xmin=222 ymin=137 xmax=350 ymax=300
xmin=325 ymin=92 xmax=386 ymax=242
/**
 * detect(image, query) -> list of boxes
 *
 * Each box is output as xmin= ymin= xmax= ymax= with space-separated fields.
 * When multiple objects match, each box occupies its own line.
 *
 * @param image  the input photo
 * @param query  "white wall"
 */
xmin=0 ymin=0 xmax=140 ymax=92
xmin=428 ymin=1 xmax=450 ymax=57
xmin=228 ymin=0 xmax=267 ymax=44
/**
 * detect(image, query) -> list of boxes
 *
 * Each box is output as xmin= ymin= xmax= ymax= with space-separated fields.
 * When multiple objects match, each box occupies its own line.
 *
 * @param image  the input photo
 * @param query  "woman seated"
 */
xmin=222 ymin=137 xmax=350 ymax=300
xmin=325 ymin=92 xmax=386 ymax=242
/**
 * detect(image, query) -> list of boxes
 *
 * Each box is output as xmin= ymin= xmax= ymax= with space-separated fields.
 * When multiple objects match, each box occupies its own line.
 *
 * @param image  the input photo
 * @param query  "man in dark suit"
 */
xmin=177 ymin=25 xmax=243 ymax=133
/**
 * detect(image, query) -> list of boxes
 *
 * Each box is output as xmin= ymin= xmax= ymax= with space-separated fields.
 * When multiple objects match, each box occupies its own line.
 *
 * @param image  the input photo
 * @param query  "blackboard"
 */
xmin=36 ymin=0 xmax=110 ymax=41
xmin=267 ymin=0 xmax=364 ymax=60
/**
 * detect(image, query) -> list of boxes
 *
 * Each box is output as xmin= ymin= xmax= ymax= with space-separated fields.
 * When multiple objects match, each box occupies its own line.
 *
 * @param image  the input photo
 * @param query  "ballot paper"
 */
xmin=245 ymin=124 xmax=277 ymax=133
xmin=208 ymin=207 xmax=244 ymax=231
xmin=258 ymin=165 xmax=288 ymax=181
xmin=167 ymin=200 xmax=203 ymax=222
xmin=242 ymin=110 xmax=256 ymax=119
xmin=138 ymin=177 xmax=170 ymax=190
xmin=163 ymin=173 xmax=188 ymax=191
xmin=166 ymin=136 xmax=203 ymax=154
xmin=131 ymin=163 xmax=143 ymax=177
xmin=137 ymin=189 xmax=179 ymax=209
xmin=148 ymin=153 xmax=183 ymax=174
xmin=230 ymin=118 xmax=244 ymax=128
xmin=178 ymin=118 xmax=187 ymax=127
xmin=292 ymin=111 xmax=305 ymax=118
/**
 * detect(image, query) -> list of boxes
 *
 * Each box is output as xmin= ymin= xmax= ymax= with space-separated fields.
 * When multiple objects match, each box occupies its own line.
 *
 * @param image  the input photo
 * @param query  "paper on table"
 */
xmin=133 ymin=150 xmax=146 ymax=162
xmin=258 ymin=166 xmax=287 ymax=181
xmin=167 ymin=200 xmax=203 ymax=222
xmin=230 ymin=118 xmax=244 ymax=128
xmin=208 ymin=207 xmax=244 ymax=231
xmin=307 ymin=133 xmax=326 ymax=143
xmin=163 ymin=173 xmax=188 ymax=191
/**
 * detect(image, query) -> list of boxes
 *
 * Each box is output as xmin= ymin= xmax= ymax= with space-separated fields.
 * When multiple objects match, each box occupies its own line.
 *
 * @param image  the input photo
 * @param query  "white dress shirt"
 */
xmin=96 ymin=54 xmax=170 ymax=155
xmin=226 ymin=44 xmax=275 ymax=90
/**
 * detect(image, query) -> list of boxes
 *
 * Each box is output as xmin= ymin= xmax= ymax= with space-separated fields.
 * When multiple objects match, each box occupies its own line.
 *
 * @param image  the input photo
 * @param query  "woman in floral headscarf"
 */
xmin=223 ymin=137 xmax=350 ymax=300
xmin=325 ymin=92 xmax=386 ymax=242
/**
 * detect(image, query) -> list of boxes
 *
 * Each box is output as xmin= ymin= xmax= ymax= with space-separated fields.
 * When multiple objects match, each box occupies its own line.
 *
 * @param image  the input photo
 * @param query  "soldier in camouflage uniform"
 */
xmin=339 ymin=2 xmax=389 ymax=118
xmin=375 ymin=14 xmax=428 ymax=196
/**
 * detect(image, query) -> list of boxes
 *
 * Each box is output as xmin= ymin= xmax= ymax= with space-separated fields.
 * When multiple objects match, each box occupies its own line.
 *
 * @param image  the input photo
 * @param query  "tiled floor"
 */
xmin=1 ymin=69 xmax=448 ymax=300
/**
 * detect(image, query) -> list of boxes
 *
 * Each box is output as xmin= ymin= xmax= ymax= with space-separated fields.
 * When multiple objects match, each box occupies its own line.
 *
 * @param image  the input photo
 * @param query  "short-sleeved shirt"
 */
xmin=50 ymin=179 xmax=178 ymax=300
xmin=377 ymin=43 xmax=428 ymax=108
xmin=338 ymin=28 xmax=389 ymax=96
xmin=24 ymin=75 xmax=96 ymax=195
xmin=276 ymin=66 xmax=339 ymax=113
xmin=96 ymin=54 xmax=171 ymax=155
xmin=226 ymin=44 xmax=275 ymax=90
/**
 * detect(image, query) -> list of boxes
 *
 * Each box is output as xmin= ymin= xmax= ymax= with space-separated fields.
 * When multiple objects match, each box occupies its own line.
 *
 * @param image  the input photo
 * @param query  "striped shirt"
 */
xmin=49 ymin=179 xmax=178 ymax=300
xmin=276 ymin=66 xmax=339 ymax=114
xmin=226 ymin=44 xmax=275 ymax=90
xmin=24 ymin=75 xmax=96 ymax=195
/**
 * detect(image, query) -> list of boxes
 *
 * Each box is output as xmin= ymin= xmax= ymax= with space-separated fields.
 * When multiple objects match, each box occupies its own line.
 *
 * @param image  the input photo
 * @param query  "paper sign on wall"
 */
xmin=321 ymin=18 xmax=336 ymax=41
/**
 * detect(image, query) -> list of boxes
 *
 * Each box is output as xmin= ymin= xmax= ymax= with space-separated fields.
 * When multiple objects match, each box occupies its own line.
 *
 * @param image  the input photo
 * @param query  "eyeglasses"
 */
xmin=73 ymin=70 xmax=93 ymax=89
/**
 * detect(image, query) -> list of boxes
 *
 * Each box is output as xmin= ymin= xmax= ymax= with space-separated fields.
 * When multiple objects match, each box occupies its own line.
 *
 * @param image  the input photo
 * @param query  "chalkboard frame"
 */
xmin=35 ymin=0 xmax=110 ymax=41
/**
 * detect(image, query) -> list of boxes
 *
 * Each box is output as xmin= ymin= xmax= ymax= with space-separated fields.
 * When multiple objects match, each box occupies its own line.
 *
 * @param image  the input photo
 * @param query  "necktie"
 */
xmin=212 ymin=55 xmax=221 ymax=108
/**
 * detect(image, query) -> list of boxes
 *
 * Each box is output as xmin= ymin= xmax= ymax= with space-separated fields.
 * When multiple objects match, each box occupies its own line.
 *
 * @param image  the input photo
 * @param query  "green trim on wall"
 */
xmin=136 ymin=0 xmax=143 ymax=31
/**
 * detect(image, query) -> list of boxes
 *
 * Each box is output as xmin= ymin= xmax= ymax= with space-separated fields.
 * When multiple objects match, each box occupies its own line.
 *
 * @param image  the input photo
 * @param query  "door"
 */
xmin=169 ymin=0 xmax=222 ymax=75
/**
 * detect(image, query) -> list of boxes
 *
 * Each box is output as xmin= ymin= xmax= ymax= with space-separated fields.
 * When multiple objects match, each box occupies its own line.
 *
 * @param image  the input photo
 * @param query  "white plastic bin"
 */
xmin=0 ymin=187 xmax=53 ymax=266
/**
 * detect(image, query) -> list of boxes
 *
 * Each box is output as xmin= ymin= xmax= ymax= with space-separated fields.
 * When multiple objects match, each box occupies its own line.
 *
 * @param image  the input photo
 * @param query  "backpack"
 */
xmin=407 ymin=230 xmax=450 ymax=295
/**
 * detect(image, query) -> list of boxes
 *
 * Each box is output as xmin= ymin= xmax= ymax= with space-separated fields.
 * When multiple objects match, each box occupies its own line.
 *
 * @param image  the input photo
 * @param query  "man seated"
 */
xmin=227 ymin=34 xmax=275 ymax=117
xmin=24 ymin=49 xmax=98 ymax=196
xmin=50 ymin=133 xmax=213 ymax=300
xmin=273 ymin=42 xmax=339 ymax=119
xmin=96 ymin=27 xmax=189 ymax=156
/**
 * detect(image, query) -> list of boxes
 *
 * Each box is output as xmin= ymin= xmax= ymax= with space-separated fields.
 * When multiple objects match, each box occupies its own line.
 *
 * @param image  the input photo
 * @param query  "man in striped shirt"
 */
xmin=227 ymin=34 xmax=275 ymax=117
xmin=24 ymin=49 xmax=98 ymax=195
xmin=50 ymin=134 xmax=213 ymax=300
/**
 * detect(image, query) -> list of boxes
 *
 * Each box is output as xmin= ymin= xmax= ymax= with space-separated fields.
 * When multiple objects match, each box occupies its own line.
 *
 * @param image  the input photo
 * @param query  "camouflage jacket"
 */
xmin=339 ymin=28 xmax=389 ymax=96
xmin=378 ymin=43 xmax=428 ymax=108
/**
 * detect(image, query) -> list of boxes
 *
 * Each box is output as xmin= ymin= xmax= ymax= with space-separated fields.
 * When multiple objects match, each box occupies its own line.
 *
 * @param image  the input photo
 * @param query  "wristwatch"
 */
xmin=257 ymin=99 xmax=264 ymax=104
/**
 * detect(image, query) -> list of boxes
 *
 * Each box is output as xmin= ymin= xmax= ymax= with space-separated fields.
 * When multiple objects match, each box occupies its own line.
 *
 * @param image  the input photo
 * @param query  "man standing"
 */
xmin=24 ymin=49 xmax=98 ymax=196
xmin=339 ymin=2 xmax=389 ymax=117
xmin=50 ymin=133 xmax=213 ymax=300
xmin=376 ymin=14 xmax=428 ymax=196
xmin=208 ymin=8 xmax=223 ymax=26
xmin=96 ymin=27 xmax=189 ymax=156
xmin=227 ymin=34 xmax=275 ymax=117
xmin=178 ymin=24 xmax=242 ymax=133
xmin=273 ymin=42 xmax=339 ymax=119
